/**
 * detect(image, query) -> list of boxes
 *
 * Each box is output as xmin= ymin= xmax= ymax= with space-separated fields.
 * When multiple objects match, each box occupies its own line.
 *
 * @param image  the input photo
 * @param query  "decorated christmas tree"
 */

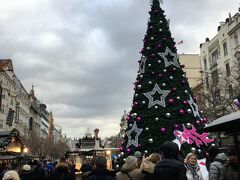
xmin=120 ymin=0 xmax=213 ymax=159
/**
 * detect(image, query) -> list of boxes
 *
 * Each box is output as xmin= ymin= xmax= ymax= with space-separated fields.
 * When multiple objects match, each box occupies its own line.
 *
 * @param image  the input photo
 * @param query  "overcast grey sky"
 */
xmin=0 ymin=0 xmax=238 ymax=138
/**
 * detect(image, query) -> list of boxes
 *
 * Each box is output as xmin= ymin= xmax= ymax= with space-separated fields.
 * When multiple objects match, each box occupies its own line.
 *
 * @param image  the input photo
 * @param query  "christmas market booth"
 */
xmin=0 ymin=128 xmax=27 ymax=168
xmin=204 ymin=111 xmax=240 ymax=162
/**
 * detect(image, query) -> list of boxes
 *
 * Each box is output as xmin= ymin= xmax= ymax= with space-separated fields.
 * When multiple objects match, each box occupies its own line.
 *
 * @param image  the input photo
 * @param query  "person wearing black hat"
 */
xmin=31 ymin=160 xmax=46 ymax=180
xmin=219 ymin=145 xmax=239 ymax=180
xmin=154 ymin=141 xmax=187 ymax=180
xmin=85 ymin=156 xmax=115 ymax=180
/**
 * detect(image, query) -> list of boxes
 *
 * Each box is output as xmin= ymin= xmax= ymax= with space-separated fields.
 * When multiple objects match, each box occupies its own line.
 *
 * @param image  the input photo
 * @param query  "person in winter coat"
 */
xmin=185 ymin=153 xmax=203 ymax=180
xmin=81 ymin=160 xmax=93 ymax=180
xmin=31 ymin=159 xmax=46 ymax=180
xmin=209 ymin=148 xmax=228 ymax=180
xmin=19 ymin=164 xmax=33 ymax=180
xmin=116 ymin=156 xmax=144 ymax=180
xmin=2 ymin=170 xmax=20 ymax=180
xmin=219 ymin=145 xmax=240 ymax=180
xmin=46 ymin=160 xmax=76 ymax=180
xmin=140 ymin=153 xmax=161 ymax=180
xmin=85 ymin=156 xmax=115 ymax=180
xmin=154 ymin=141 xmax=187 ymax=180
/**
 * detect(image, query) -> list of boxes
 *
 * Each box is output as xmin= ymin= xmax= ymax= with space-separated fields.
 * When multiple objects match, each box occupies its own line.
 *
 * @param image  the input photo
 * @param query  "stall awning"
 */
xmin=0 ymin=152 xmax=19 ymax=160
xmin=204 ymin=111 xmax=240 ymax=133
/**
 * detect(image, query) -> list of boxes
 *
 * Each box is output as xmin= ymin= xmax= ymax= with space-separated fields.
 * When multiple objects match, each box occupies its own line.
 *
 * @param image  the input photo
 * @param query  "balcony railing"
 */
xmin=209 ymin=62 xmax=218 ymax=70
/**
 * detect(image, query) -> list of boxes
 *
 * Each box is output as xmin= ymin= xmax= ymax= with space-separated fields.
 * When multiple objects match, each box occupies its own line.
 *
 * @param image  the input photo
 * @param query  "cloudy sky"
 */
xmin=0 ymin=0 xmax=238 ymax=138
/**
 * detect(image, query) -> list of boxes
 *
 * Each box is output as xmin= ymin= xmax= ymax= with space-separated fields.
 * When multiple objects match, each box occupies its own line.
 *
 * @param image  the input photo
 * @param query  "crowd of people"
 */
xmin=0 ymin=157 xmax=76 ymax=180
xmin=81 ymin=142 xmax=239 ymax=180
xmin=0 ymin=141 xmax=239 ymax=180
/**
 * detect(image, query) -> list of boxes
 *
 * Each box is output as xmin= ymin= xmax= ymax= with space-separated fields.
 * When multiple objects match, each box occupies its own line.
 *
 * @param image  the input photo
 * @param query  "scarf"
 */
xmin=186 ymin=163 xmax=199 ymax=180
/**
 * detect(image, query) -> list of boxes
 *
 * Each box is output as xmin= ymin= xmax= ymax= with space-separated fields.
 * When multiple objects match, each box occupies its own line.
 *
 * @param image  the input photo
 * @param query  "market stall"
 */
xmin=0 ymin=128 xmax=27 ymax=168
xmin=204 ymin=111 xmax=240 ymax=162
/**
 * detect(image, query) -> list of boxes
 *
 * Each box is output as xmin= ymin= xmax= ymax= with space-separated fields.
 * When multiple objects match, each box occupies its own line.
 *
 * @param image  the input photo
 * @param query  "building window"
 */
xmin=212 ymin=50 xmax=218 ymax=65
xmin=228 ymin=85 xmax=233 ymax=99
xmin=214 ymin=89 xmax=221 ymax=104
xmin=10 ymin=98 xmax=14 ymax=105
xmin=211 ymin=70 xmax=219 ymax=85
xmin=0 ymin=120 xmax=3 ymax=128
xmin=204 ymin=58 xmax=207 ymax=70
xmin=1 ymin=105 xmax=5 ymax=113
xmin=225 ymin=63 xmax=231 ymax=77
xmin=234 ymin=34 xmax=239 ymax=47
xmin=223 ymin=42 xmax=228 ymax=56
xmin=206 ymin=76 xmax=209 ymax=89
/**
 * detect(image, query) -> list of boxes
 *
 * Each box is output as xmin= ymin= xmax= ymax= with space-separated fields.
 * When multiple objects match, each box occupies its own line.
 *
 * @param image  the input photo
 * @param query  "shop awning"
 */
xmin=0 ymin=152 xmax=19 ymax=160
xmin=204 ymin=111 xmax=240 ymax=133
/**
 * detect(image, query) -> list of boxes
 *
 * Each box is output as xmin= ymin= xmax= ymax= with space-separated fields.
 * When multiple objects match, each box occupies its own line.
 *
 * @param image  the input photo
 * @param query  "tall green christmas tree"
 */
xmin=120 ymin=0 xmax=213 ymax=158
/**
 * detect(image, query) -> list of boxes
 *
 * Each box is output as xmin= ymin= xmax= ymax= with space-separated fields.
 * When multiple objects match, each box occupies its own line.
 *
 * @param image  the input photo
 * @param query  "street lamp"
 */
xmin=23 ymin=147 xmax=28 ymax=153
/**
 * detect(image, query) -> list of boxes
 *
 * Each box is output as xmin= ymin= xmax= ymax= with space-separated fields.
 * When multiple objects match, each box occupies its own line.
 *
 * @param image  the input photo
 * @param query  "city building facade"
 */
xmin=199 ymin=11 xmax=240 ymax=148
xmin=178 ymin=54 xmax=202 ymax=89
xmin=0 ymin=59 xmax=69 ymax=155
xmin=200 ymin=11 xmax=240 ymax=115
xmin=0 ymin=60 xmax=16 ymax=131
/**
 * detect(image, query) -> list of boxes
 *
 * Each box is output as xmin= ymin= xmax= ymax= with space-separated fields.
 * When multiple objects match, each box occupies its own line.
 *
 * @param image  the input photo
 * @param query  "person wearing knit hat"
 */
xmin=219 ymin=145 xmax=239 ymax=180
xmin=140 ymin=153 xmax=161 ymax=180
xmin=154 ymin=141 xmax=187 ymax=180
xmin=134 ymin=151 xmax=143 ymax=168
xmin=2 ymin=170 xmax=20 ymax=180
xmin=22 ymin=164 xmax=31 ymax=171
xmin=134 ymin=151 xmax=142 ymax=159
xmin=116 ymin=156 xmax=144 ymax=180
xmin=19 ymin=164 xmax=33 ymax=180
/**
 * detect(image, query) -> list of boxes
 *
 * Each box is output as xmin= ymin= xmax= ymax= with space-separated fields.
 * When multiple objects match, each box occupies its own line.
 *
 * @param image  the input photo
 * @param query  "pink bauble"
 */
xmin=179 ymin=109 xmax=185 ymax=115
xmin=138 ymin=144 xmax=142 ymax=147
xmin=172 ymin=87 xmax=177 ymax=91
xmin=136 ymin=116 xmax=141 ymax=122
xmin=172 ymin=67 xmax=176 ymax=71
xmin=168 ymin=99 xmax=174 ymax=104
xmin=203 ymin=118 xmax=208 ymax=123
xmin=181 ymin=80 xmax=186 ymax=84
xmin=151 ymin=53 xmax=155 ymax=57
xmin=183 ymin=100 xmax=188 ymax=105
xmin=127 ymin=148 xmax=131 ymax=152
xmin=160 ymin=128 xmax=166 ymax=133
xmin=158 ymin=74 xmax=162 ymax=77
xmin=205 ymin=152 xmax=209 ymax=157
xmin=134 ymin=101 xmax=138 ymax=106
xmin=196 ymin=120 xmax=201 ymax=125
xmin=174 ymin=124 xmax=179 ymax=129
xmin=157 ymin=44 xmax=161 ymax=48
